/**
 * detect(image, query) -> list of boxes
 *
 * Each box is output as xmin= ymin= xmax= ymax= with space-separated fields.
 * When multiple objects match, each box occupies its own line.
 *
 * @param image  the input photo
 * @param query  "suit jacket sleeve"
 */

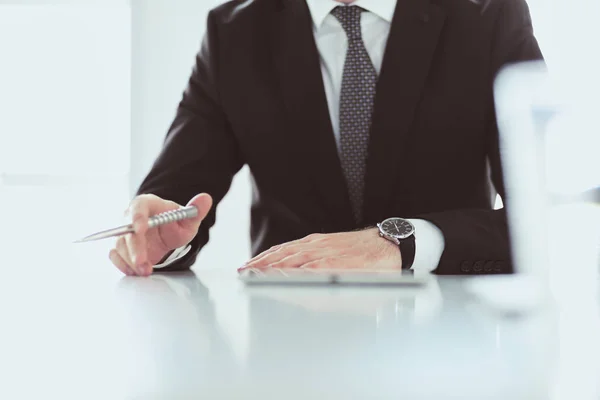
xmin=417 ymin=0 xmax=544 ymax=275
xmin=136 ymin=11 xmax=244 ymax=271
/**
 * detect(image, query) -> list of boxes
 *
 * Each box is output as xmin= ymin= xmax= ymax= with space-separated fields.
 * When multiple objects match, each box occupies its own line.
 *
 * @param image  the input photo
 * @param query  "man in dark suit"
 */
xmin=109 ymin=0 xmax=543 ymax=277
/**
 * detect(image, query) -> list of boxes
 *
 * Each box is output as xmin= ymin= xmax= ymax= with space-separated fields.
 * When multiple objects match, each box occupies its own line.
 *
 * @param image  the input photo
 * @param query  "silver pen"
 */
xmin=74 ymin=206 xmax=198 ymax=243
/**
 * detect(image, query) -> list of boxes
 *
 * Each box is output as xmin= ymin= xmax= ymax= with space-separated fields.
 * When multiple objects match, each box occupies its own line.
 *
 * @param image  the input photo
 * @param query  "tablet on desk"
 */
xmin=239 ymin=268 xmax=431 ymax=286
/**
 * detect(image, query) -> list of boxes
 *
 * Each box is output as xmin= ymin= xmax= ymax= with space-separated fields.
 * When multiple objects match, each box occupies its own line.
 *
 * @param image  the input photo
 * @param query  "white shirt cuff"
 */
xmin=407 ymin=219 xmax=445 ymax=273
xmin=153 ymin=244 xmax=192 ymax=269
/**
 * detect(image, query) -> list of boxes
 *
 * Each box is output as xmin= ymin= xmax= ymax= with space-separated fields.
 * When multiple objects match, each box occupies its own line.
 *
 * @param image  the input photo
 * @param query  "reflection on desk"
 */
xmin=109 ymin=270 xmax=565 ymax=400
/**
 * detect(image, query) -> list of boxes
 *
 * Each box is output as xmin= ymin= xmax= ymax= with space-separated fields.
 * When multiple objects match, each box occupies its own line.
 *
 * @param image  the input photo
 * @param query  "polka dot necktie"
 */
xmin=331 ymin=6 xmax=378 ymax=224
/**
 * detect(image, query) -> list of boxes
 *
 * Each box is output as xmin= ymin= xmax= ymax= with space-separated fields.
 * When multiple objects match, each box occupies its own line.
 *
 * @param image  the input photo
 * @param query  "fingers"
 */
xmin=242 ymin=240 xmax=336 ymax=271
xmin=302 ymin=256 xmax=353 ymax=269
xmin=109 ymin=249 xmax=135 ymax=276
xmin=180 ymin=193 xmax=213 ymax=231
xmin=125 ymin=232 xmax=150 ymax=273
xmin=266 ymin=251 xmax=321 ymax=269
xmin=125 ymin=195 xmax=153 ymax=266
xmin=242 ymin=244 xmax=287 ymax=269
xmin=126 ymin=195 xmax=152 ymax=228
xmin=113 ymin=236 xmax=152 ymax=276
xmin=238 ymin=232 xmax=369 ymax=273
xmin=243 ymin=234 xmax=324 ymax=268
xmin=115 ymin=236 xmax=135 ymax=273
xmin=123 ymin=193 xmax=183 ymax=272
xmin=110 ymin=192 xmax=213 ymax=277
xmin=245 ymin=247 xmax=316 ymax=270
xmin=243 ymin=251 xmax=340 ymax=271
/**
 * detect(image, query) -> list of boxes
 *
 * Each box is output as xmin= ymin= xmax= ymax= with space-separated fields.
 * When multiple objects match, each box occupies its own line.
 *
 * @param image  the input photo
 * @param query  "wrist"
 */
xmin=369 ymin=227 xmax=403 ymax=268
xmin=385 ymin=240 xmax=404 ymax=268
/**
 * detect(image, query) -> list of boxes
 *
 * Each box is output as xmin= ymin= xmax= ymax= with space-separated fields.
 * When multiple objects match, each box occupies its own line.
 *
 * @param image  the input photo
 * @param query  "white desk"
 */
xmin=2 ymin=263 xmax=598 ymax=399
xmin=1 ymin=185 xmax=599 ymax=400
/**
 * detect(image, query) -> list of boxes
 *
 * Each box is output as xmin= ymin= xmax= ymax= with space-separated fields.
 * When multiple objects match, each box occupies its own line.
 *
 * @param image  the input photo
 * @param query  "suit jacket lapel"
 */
xmin=270 ymin=0 xmax=355 ymax=231
xmin=363 ymin=0 xmax=446 ymax=224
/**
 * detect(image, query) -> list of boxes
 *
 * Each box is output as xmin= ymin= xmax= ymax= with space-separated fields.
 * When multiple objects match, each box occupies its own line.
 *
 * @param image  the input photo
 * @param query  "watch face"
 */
xmin=380 ymin=218 xmax=415 ymax=239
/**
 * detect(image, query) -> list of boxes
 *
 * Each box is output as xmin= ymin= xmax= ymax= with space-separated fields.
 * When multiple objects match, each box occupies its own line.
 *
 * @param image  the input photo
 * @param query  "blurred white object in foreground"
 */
xmin=495 ymin=61 xmax=600 ymax=400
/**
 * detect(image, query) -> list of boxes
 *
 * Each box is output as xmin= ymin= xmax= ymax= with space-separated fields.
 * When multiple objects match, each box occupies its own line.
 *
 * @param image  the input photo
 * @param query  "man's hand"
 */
xmin=239 ymin=228 xmax=403 ymax=272
xmin=109 ymin=193 xmax=213 ymax=277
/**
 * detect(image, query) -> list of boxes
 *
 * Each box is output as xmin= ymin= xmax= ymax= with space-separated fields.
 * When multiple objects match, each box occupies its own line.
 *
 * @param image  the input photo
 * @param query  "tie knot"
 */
xmin=331 ymin=6 xmax=364 ymax=40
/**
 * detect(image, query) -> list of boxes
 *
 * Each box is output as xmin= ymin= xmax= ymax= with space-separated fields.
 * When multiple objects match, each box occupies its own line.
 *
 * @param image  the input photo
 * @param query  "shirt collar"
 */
xmin=305 ymin=0 xmax=396 ymax=29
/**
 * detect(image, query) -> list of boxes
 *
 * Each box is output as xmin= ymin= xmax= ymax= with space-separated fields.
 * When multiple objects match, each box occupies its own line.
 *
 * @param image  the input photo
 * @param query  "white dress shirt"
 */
xmin=157 ymin=0 xmax=445 ymax=272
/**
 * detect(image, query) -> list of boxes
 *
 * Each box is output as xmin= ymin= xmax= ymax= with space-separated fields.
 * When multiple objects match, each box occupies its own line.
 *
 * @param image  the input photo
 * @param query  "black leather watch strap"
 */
xmin=399 ymin=235 xmax=416 ymax=270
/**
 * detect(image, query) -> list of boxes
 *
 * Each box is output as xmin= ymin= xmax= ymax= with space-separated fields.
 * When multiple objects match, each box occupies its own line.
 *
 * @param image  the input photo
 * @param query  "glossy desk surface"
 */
xmin=3 ymin=260 xmax=600 ymax=399
xmin=1 ymin=186 xmax=599 ymax=400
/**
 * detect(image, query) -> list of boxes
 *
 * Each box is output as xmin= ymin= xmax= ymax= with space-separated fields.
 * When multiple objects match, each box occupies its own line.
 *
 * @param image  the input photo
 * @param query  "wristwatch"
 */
xmin=377 ymin=217 xmax=416 ymax=270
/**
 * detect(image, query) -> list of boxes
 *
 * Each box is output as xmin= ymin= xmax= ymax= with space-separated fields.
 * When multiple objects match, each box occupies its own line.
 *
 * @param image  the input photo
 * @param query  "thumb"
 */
xmin=180 ymin=193 xmax=213 ymax=231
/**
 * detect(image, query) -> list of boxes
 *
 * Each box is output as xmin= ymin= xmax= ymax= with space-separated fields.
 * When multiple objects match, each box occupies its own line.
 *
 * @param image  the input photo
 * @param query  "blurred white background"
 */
xmin=0 ymin=0 xmax=248 ymax=270
xmin=0 ymin=0 xmax=596 ymax=271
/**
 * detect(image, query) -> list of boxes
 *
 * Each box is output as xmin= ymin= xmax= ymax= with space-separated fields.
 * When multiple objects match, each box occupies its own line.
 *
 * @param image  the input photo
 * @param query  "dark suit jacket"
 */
xmin=137 ymin=0 xmax=544 ymax=274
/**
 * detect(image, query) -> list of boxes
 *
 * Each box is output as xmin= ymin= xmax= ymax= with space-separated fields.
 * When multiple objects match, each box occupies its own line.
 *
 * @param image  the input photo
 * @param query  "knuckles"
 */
xmin=306 ymin=233 xmax=324 ymax=241
xmin=127 ymin=194 xmax=158 ymax=214
xmin=116 ymin=236 xmax=126 ymax=249
xmin=296 ymin=251 xmax=313 ymax=263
